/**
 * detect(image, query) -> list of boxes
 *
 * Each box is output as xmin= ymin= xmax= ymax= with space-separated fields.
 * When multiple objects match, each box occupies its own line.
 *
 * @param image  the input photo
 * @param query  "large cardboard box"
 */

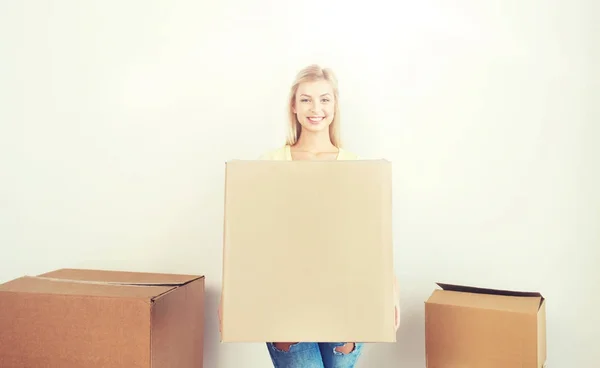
xmin=425 ymin=283 xmax=547 ymax=368
xmin=221 ymin=159 xmax=395 ymax=342
xmin=0 ymin=268 xmax=205 ymax=368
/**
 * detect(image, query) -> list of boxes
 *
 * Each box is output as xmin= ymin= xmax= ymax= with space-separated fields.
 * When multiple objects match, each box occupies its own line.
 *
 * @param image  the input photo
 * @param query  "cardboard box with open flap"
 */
xmin=425 ymin=282 xmax=546 ymax=368
xmin=0 ymin=268 xmax=205 ymax=368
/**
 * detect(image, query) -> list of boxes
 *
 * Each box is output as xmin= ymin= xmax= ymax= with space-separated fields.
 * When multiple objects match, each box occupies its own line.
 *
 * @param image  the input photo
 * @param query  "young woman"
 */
xmin=220 ymin=64 xmax=401 ymax=367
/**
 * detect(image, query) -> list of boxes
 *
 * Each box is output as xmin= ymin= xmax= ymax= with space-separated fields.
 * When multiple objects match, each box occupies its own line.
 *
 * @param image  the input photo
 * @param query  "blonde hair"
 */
xmin=286 ymin=64 xmax=341 ymax=147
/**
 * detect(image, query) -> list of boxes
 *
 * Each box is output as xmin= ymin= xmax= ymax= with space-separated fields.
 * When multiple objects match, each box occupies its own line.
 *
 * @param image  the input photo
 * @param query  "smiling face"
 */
xmin=292 ymin=79 xmax=335 ymax=134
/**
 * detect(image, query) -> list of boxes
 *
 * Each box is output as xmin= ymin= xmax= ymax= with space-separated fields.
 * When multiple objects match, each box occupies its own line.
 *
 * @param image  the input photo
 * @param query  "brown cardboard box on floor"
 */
xmin=0 ymin=268 xmax=205 ymax=368
xmin=221 ymin=159 xmax=395 ymax=343
xmin=425 ymin=283 xmax=546 ymax=368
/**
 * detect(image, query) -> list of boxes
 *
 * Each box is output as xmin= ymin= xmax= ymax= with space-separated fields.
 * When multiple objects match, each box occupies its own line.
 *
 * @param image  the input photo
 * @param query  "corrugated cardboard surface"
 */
xmin=151 ymin=276 xmax=205 ymax=367
xmin=425 ymin=283 xmax=546 ymax=368
xmin=221 ymin=160 xmax=395 ymax=342
xmin=0 ymin=268 xmax=204 ymax=368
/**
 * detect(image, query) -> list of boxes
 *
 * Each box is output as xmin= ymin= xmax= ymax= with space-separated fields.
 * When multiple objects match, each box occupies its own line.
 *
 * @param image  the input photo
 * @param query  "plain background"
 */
xmin=1 ymin=1 xmax=597 ymax=367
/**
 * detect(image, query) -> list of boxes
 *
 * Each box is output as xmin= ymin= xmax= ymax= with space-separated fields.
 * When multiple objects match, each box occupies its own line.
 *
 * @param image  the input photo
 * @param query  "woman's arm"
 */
xmin=218 ymin=294 xmax=223 ymax=334
xmin=393 ymin=275 xmax=401 ymax=331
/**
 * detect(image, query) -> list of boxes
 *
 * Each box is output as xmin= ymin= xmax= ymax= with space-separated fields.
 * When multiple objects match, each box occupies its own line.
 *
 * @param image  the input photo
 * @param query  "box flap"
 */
xmin=437 ymin=283 xmax=544 ymax=300
xmin=428 ymin=283 xmax=544 ymax=313
xmin=38 ymin=268 xmax=202 ymax=286
xmin=0 ymin=269 xmax=204 ymax=300
xmin=0 ymin=276 xmax=173 ymax=300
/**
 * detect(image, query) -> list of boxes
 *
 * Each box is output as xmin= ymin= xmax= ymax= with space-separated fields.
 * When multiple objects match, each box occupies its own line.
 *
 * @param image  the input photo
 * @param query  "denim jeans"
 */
xmin=267 ymin=342 xmax=364 ymax=368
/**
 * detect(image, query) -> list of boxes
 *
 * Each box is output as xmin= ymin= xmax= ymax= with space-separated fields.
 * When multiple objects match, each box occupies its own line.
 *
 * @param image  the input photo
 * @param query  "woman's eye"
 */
xmin=301 ymin=99 xmax=309 ymax=102
xmin=322 ymin=99 xmax=330 ymax=103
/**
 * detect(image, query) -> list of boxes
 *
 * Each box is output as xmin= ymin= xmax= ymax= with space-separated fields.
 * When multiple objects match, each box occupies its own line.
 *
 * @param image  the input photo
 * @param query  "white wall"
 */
xmin=1 ymin=1 xmax=597 ymax=367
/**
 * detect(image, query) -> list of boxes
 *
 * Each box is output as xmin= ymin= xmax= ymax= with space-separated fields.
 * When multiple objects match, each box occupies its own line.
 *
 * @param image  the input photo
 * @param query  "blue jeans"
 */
xmin=267 ymin=342 xmax=364 ymax=368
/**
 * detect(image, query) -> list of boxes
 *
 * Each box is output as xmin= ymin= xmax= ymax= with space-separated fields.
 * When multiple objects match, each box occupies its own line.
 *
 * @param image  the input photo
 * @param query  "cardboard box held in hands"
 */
xmin=221 ymin=159 xmax=396 ymax=343
xmin=425 ymin=283 xmax=547 ymax=368
xmin=0 ymin=268 xmax=205 ymax=368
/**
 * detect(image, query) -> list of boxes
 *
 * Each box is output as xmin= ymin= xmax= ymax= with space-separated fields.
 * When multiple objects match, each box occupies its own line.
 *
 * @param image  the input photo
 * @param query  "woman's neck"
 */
xmin=293 ymin=130 xmax=337 ymax=153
